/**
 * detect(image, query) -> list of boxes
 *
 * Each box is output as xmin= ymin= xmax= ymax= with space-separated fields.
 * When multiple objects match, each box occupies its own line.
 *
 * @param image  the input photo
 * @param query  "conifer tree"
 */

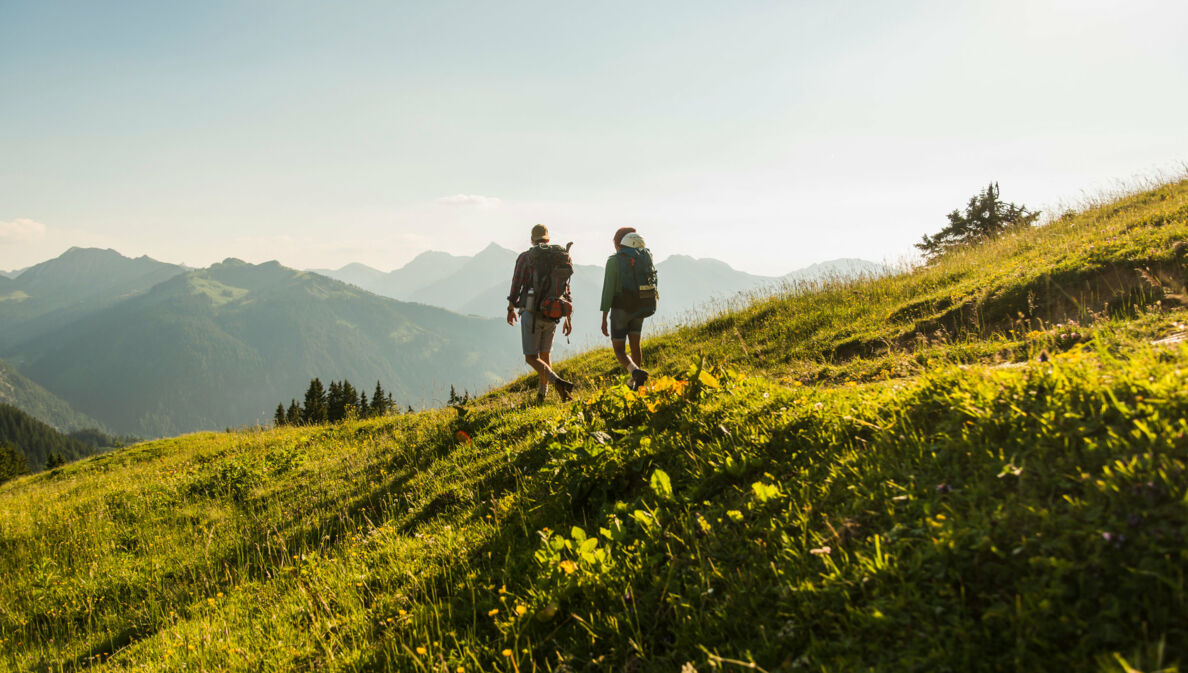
xmin=0 ymin=441 xmax=25 ymax=485
xmin=274 ymin=403 xmax=286 ymax=427
xmin=286 ymin=400 xmax=301 ymax=426
xmin=359 ymin=391 xmax=369 ymax=418
xmin=302 ymin=378 xmax=327 ymax=424
xmin=45 ymin=452 xmax=66 ymax=469
xmin=448 ymin=385 xmax=459 ymax=405
xmin=342 ymin=380 xmax=358 ymax=419
xmin=916 ymin=183 xmax=1040 ymax=261
xmin=371 ymin=381 xmax=387 ymax=416
xmin=327 ymin=381 xmax=345 ymax=422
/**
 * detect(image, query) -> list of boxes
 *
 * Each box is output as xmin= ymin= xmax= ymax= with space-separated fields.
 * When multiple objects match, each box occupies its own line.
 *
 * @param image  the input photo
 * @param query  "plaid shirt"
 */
xmin=508 ymin=250 xmax=533 ymax=309
xmin=508 ymin=247 xmax=572 ymax=310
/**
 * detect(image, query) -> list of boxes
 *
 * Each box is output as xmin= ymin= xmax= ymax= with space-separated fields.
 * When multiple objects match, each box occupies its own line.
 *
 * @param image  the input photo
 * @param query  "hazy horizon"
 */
xmin=3 ymin=1 xmax=1186 ymax=275
xmin=0 ymin=240 xmax=885 ymax=278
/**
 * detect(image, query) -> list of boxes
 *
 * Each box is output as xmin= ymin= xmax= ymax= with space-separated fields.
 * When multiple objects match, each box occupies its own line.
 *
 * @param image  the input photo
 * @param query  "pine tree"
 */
xmin=448 ymin=385 xmax=459 ymax=405
xmin=916 ymin=183 xmax=1040 ymax=261
xmin=327 ymin=381 xmax=345 ymax=422
xmin=371 ymin=381 xmax=387 ymax=416
xmin=358 ymin=391 xmax=369 ymax=418
xmin=45 ymin=452 xmax=66 ymax=469
xmin=342 ymin=380 xmax=358 ymax=420
xmin=302 ymin=379 xmax=327 ymax=424
xmin=286 ymin=399 xmax=301 ymax=426
xmin=0 ymin=441 xmax=26 ymax=484
xmin=274 ymin=403 xmax=286 ymax=427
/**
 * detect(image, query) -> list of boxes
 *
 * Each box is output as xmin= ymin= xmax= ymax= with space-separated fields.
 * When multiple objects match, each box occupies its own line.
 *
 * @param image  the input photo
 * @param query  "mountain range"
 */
xmin=313 ymin=244 xmax=886 ymax=345
xmin=0 ymin=249 xmax=518 ymax=436
xmin=0 ymin=245 xmax=882 ymax=439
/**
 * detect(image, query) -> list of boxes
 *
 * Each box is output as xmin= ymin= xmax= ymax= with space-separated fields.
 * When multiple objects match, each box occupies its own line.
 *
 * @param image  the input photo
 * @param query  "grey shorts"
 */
xmin=521 ymin=311 xmax=557 ymax=355
xmin=609 ymin=308 xmax=645 ymax=341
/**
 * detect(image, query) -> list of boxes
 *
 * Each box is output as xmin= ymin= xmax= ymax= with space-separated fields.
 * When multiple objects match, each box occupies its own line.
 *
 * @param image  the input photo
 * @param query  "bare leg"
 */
xmin=628 ymin=333 xmax=643 ymax=368
xmin=538 ymin=352 xmax=552 ymax=397
xmin=525 ymin=353 xmax=560 ymax=384
xmin=611 ymin=340 xmax=637 ymax=372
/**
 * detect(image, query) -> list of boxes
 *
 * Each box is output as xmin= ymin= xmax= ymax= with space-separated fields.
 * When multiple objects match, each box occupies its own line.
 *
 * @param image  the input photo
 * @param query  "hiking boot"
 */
xmin=631 ymin=368 xmax=650 ymax=390
xmin=555 ymin=377 xmax=575 ymax=402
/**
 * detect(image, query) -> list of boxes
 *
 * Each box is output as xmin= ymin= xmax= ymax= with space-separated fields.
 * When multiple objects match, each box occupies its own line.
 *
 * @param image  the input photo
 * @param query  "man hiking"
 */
xmin=600 ymin=227 xmax=658 ymax=390
xmin=507 ymin=224 xmax=576 ymax=402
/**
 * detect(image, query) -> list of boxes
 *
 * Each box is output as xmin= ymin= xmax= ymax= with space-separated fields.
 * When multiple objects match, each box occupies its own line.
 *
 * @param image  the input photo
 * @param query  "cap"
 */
xmin=531 ymin=224 xmax=549 ymax=242
xmin=613 ymin=227 xmax=636 ymax=248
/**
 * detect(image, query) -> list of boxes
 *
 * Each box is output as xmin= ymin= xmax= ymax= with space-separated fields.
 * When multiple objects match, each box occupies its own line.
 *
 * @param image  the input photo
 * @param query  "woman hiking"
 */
xmin=600 ymin=227 xmax=658 ymax=391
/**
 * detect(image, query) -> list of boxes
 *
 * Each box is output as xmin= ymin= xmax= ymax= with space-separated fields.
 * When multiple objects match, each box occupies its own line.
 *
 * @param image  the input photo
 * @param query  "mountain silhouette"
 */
xmin=7 ymin=256 xmax=516 ymax=436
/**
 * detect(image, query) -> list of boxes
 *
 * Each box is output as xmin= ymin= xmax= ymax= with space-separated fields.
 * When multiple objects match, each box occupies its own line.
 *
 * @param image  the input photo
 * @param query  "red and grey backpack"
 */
xmin=528 ymin=242 xmax=574 ymax=321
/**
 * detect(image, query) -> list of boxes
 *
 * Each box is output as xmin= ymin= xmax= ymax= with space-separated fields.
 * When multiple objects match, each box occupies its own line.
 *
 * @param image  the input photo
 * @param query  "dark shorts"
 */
xmin=521 ymin=311 xmax=557 ymax=355
xmin=609 ymin=308 xmax=645 ymax=341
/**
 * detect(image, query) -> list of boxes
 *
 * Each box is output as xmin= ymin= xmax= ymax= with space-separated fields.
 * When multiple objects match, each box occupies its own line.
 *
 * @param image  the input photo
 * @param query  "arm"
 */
xmin=599 ymin=256 xmax=617 ymax=312
xmin=600 ymin=256 xmax=617 ymax=336
xmin=507 ymin=252 xmax=528 ymax=325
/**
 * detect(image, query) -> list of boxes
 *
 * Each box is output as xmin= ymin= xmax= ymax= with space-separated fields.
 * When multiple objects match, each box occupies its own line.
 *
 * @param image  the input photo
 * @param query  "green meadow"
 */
xmin=2 ymin=177 xmax=1187 ymax=671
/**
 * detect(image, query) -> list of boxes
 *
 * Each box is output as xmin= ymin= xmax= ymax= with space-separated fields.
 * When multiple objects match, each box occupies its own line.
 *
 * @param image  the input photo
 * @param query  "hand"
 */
xmin=600 ymin=313 xmax=609 ymax=337
xmin=562 ymin=316 xmax=573 ymax=336
xmin=506 ymin=307 xmax=517 ymax=326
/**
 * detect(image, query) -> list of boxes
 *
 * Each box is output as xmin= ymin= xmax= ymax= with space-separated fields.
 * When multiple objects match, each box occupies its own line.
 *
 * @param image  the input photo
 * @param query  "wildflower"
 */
xmin=416 ymin=646 xmax=427 ymax=655
xmin=810 ymin=546 xmax=832 ymax=555
xmin=559 ymin=560 xmax=577 ymax=574
xmin=515 ymin=604 xmax=528 ymax=615
xmin=502 ymin=649 xmax=514 ymax=657
xmin=488 ymin=608 xmax=499 ymax=617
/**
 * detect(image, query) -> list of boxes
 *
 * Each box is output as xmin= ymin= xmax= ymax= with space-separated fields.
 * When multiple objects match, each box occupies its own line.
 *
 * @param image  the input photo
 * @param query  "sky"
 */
xmin=2 ymin=0 xmax=1186 ymax=276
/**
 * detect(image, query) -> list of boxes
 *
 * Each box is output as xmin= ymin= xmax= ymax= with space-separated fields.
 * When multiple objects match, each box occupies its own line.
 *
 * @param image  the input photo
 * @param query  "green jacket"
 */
xmin=599 ymin=254 xmax=622 ymax=312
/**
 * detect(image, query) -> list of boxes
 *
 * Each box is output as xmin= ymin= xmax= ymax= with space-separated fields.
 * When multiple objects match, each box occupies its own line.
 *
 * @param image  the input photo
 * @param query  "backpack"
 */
xmin=613 ymin=247 xmax=659 ymax=318
xmin=527 ymin=243 xmax=574 ymax=321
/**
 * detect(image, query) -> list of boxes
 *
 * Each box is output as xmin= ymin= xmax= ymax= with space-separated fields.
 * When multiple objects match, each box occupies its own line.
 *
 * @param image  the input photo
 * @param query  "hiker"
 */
xmin=600 ymin=227 xmax=658 ymax=390
xmin=507 ymin=224 xmax=576 ymax=402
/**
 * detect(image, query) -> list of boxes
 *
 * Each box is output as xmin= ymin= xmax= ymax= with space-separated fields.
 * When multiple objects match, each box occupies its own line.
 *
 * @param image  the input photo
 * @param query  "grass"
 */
xmin=1 ymin=176 xmax=1187 ymax=671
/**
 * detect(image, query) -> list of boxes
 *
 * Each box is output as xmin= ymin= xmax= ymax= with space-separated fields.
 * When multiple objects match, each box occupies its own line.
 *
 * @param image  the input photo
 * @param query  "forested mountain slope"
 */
xmin=8 ymin=259 xmax=517 ymax=436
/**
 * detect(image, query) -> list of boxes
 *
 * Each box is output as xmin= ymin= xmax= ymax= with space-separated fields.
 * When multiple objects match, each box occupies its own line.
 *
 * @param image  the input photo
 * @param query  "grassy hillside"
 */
xmin=1 ymin=178 xmax=1187 ymax=672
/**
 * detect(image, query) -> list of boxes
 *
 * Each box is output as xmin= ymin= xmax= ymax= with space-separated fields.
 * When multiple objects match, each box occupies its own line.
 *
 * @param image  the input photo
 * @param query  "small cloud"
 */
xmin=0 ymin=218 xmax=47 ymax=244
xmin=435 ymin=194 xmax=502 ymax=207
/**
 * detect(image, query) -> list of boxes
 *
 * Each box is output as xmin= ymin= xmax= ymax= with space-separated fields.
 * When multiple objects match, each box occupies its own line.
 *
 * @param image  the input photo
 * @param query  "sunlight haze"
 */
xmin=2 ymin=0 xmax=1185 ymax=274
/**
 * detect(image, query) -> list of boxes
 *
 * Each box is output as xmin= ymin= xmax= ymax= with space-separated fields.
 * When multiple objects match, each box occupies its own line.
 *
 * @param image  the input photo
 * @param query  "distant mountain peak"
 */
xmin=476 ymin=242 xmax=516 ymax=257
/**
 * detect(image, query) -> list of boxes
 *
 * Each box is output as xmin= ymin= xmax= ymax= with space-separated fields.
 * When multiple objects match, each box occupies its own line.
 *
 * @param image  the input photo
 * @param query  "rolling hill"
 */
xmin=1 ymin=176 xmax=1185 ymax=670
xmin=7 ymin=259 xmax=518 ymax=437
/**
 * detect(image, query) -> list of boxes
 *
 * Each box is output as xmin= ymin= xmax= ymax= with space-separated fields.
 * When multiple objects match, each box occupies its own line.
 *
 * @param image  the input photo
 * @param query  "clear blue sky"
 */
xmin=2 ymin=0 xmax=1185 ymax=274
